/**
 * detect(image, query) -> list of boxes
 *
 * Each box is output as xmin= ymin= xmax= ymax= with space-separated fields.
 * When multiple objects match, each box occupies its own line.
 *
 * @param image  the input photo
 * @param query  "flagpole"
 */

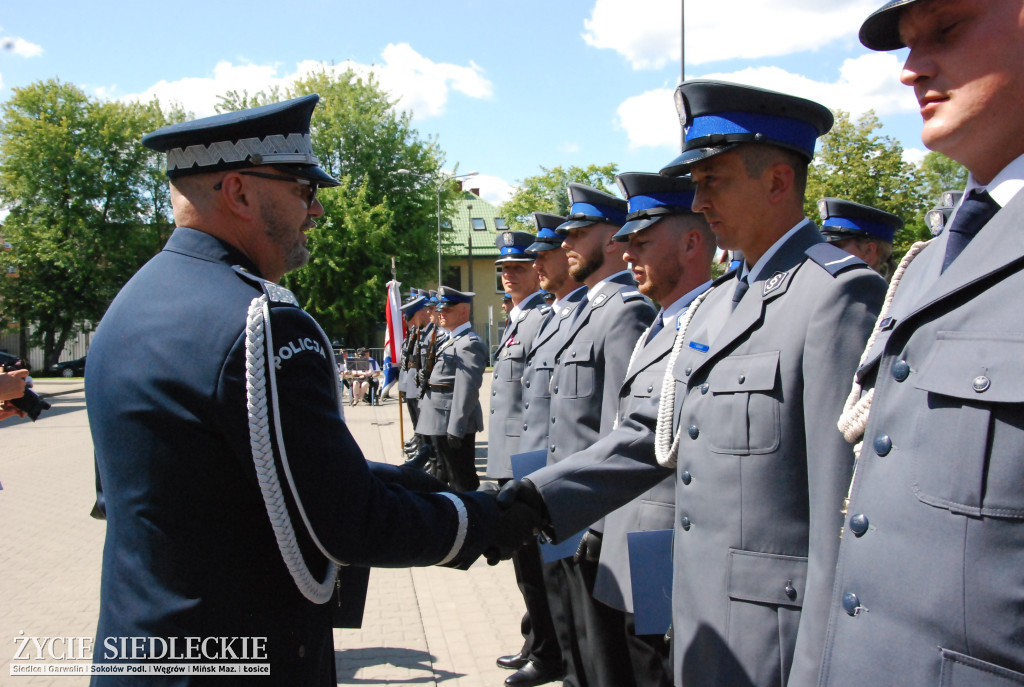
xmin=391 ymin=258 xmax=405 ymax=449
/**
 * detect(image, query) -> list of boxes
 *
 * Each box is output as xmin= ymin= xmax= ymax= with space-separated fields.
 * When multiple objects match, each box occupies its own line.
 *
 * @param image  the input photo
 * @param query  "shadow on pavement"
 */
xmin=335 ymin=647 xmax=464 ymax=683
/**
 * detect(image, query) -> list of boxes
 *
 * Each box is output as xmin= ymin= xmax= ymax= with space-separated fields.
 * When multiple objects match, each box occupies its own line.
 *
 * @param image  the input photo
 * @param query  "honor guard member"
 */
xmin=591 ymin=172 xmax=715 ymax=687
xmin=497 ymin=213 xmax=585 ymax=687
xmin=415 ymin=286 xmax=488 ymax=492
xmin=816 ymin=3 xmax=1024 ymax=685
xmin=405 ymin=290 xmax=449 ymax=468
xmin=399 ymin=291 xmax=429 ymax=437
xmin=86 ymin=96 xmax=538 ymax=685
xmin=487 ymin=230 xmax=547 ymax=483
xmin=502 ymin=81 xmax=886 ymax=687
xmin=817 ymin=197 xmax=901 ymax=279
xmin=547 ymin=183 xmax=656 ymax=687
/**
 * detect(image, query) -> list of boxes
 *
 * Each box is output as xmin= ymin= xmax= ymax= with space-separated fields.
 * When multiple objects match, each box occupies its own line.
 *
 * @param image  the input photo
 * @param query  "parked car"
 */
xmin=49 ymin=356 xmax=87 ymax=378
xmin=0 ymin=351 xmax=30 ymax=373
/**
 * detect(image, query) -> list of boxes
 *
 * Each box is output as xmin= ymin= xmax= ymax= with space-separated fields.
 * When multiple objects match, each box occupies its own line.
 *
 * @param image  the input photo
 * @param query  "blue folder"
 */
xmin=627 ymin=528 xmax=673 ymax=635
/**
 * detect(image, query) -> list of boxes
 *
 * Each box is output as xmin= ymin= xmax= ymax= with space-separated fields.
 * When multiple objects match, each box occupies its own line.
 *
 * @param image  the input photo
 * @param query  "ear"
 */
xmin=218 ymin=172 xmax=258 ymax=221
xmin=766 ymin=162 xmax=795 ymax=204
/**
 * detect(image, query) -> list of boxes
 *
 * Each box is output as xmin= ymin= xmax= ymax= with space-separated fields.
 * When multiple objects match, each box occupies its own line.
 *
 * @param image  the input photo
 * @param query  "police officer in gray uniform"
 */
xmin=399 ymin=290 xmax=429 ymax=428
xmin=500 ymin=82 xmax=887 ymax=687
xmin=547 ymin=183 xmax=656 ymax=687
xmin=86 ymin=96 xmax=539 ymax=685
xmin=416 ymin=286 xmax=488 ymax=491
xmin=487 ymin=231 xmax=547 ymax=482
xmin=818 ymin=2 xmax=1024 ymax=685
xmin=594 ymin=172 xmax=715 ymax=687
xmin=817 ymin=198 xmax=902 ymax=279
xmin=498 ymin=213 xmax=586 ymax=687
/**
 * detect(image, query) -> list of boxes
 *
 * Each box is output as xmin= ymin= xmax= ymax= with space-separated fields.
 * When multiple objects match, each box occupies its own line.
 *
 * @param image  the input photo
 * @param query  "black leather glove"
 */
xmin=447 ymin=433 xmax=462 ymax=449
xmin=573 ymin=528 xmax=603 ymax=564
xmin=484 ymin=479 xmax=550 ymax=566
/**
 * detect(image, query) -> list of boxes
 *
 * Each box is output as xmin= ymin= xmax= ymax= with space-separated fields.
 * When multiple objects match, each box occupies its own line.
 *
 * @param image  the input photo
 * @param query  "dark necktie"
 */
xmin=645 ymin=310 xmax=665 ymax=344
xmin=732 ymin=275 xmax=749 ymax=311
xmin=941 ymin=190 xmax=1000 ymax=273
xmin=572 ymin=293 xmax=589 ymax=322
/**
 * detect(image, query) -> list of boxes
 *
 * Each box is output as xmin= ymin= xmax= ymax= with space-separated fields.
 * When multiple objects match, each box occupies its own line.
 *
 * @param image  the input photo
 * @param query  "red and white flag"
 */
xmin=384 ymin=280 xmax=404 ymax=386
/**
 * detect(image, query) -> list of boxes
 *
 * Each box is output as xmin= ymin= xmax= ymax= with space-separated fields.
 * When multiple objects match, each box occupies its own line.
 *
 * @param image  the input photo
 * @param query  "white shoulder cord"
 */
xmin=245 ymin=295 xmax=337 ymax=604
xmin=654 ymin=287 xmax=716 ymax=468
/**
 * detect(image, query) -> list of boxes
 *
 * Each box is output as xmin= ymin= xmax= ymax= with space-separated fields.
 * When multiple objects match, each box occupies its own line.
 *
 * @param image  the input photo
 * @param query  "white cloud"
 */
xmin=615 ymin=54 xmax=916 ymax=150
xmin=558 ymin=141 xmax=581 ymax=154
xmin=902 ymin=147 xmax=928 ymax=166
xmin=1 ymin=36 xmax=43 ymax=58
xmin=115 ymin=44 xmax=492 ymax=121
xmin=465 ymin=174 xmax=516 ymax=206
xmin=582 ymin=0 xmax=881 ymax=69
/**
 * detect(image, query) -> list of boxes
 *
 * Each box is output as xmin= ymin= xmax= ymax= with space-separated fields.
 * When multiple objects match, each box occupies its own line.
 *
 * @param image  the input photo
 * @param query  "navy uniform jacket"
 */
xmin=415 ymin=325 xmax=487 ymax=438
xmin=87 ymin=228 xmax=498 ymax=686
xmin=520 ymin=288 xmax=588 ymax=453
xmin=819 ymin=191 xmax=1024 ymax=686
xmin=528 ymin=222 xmax=886 ymax=687
xmin=397 ymin=324 xmax=421 ymax=400
xmin=546 ymin=272 xmax=655 ymax=464
xmin=486 ymin=291 xmax=549 ymax=479
xmin=593 ymin=286 xmax=709 ymax=615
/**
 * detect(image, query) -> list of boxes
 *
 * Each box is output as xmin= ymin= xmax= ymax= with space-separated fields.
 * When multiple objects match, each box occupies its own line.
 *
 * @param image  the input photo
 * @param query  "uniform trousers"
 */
xmin=405 ymin=396 xmax=419 ymax=427
xmin=624 ymin=613 xmax=672 ymax=687
xmin=512 ymin=538 xmax=562 ymax=669
xmin=431 ymin=433 xmax=479 ymax=492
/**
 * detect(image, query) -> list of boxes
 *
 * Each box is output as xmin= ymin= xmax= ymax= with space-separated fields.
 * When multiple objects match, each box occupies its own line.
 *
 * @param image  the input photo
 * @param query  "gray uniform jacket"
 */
xmin=486 ymin=291 xmax=550 ymax=479
xmin=398 ymin=325 xmax=421 ymax=400
xmin=818 ymin=192 xmax=1024 ymax=686
xmin=520 ymin=288 xmax=589 ymax=453
xmin=528 ymin=222 xmax=886 ymax=687
xmin=546 ymin=271 xmax=655 ymax=464
xmin=416 ymin=326 xmax=487 ymax=438
xmin=412 ymin=322 xmax=448 ymax=421
xmin=593 ymin=285 xmax=710 ymax=615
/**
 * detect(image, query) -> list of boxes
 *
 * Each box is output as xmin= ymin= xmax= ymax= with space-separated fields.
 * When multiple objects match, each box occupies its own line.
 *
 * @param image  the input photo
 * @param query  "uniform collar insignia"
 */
xmin=762 ymin=271 xmax=788 ymax=297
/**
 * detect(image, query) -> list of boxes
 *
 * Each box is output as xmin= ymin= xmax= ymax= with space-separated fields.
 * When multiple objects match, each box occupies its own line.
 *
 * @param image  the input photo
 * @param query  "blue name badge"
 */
xmin=510 ymin=450 xmax=586 ymax=562
xmin=688 ymin=341 xmax=709 ymax=352
xmin=627 ymin=529 xmax=673 ymax=636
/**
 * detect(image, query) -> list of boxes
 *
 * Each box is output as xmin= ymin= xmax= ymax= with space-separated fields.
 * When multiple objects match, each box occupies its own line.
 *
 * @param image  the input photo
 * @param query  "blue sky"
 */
xmin=0 ymin=0 xmax=924 ymax=206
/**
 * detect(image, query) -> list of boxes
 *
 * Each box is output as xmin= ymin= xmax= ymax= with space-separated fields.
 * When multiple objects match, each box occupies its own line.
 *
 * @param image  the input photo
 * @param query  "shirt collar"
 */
xmin=742 ymin=219 xmax=813 ymax=284
xmin=509 ymin=290 xmax=544 ymax=322
xmin=964 ymin=151 xmax=1024 ymax=209
xmin=448 ymin=321 xmax=472 ymax=338
xmin=553 ymin=285 xmax=588 ymax=315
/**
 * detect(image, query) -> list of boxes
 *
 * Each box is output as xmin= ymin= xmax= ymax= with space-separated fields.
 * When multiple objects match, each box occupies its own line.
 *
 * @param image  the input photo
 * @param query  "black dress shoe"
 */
xmin=504 ymin=660 xmax=563 ymax=687
xmin=496 ymin=650 xmax=528 ymax=670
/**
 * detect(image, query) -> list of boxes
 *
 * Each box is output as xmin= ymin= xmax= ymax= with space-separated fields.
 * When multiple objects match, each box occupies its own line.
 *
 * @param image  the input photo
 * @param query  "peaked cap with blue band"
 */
xmin=556 ymin=183 xmax=628 ymax=233
xmin=528 ymin=212 xmax=568 ymax=253
xmin=436 ymin=286 xmax=474 ymax=307
xmin=859 ymin=0 xmax=922 ymax=51
xmin=142 ymin=94 xmax=340 ymax=187
xmin=613 ymin=172 xmax=699 ymax=240
xmin=661 ymin=80 xmax=834 ymax=177
xmin=817 ymin=197 xmax=902 ymax=244
xmin=401 ymin=294 xmax=428 ymax=316
xmin=494 ymin=231 xmax=537 ymax=264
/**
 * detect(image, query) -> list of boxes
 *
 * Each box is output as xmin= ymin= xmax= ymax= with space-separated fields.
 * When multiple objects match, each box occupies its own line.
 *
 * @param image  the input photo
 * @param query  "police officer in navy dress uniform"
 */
xmin=500 ymin=82 xmax=887 ymax=687
xmin=86 ymin=95 xmax=537 ymax=686
xmin=487 ymin=231 xmax=547 ymax=483
xmin=592 ymin=172 xmax=715 ymax=687
xmin=816 ymin=198 xmax=902 ymax=279
xmin=545 ymin=183 xmax=656 ymax=687
xmin=415 ymin=286 xmax=488 ymax=492
xmin=817 ymin=2 xmax=1024 ymax=685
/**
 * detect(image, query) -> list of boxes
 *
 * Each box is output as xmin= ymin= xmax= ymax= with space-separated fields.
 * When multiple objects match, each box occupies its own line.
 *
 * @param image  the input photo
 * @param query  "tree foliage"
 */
xmin=219 ymin=68 xmax=452 ymax=345
xmin=499 ymin=163 xmax=620 ymax=232
xmin=0 ymin=79 xmax=179 ymax=365
xmin=805 ymin=110 xmax=928 ymax=255
xmin=918 ymin=150 xmax=968 ymax=208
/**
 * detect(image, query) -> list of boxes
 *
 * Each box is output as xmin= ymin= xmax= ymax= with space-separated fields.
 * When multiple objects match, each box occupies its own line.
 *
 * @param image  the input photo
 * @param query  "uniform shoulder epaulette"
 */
xmin=538 ymin=304 xmax=553 ymax=316
xmin=232 ymin=265 xmax=300 ymax=305
xmin=619 ymin=289 xmax=647 ymax=303
xmin=712 ymin=267 xmax=741 ymax=287
xmin=805 ymin=243 xmax=868 ymax=277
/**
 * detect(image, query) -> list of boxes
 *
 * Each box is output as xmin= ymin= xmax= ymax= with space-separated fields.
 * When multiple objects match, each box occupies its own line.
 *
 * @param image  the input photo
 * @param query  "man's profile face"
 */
xmin=500 ymin=262 xmax=539 ymax=302
xmin=532 ymin=247 xmax=570 ymax=294
xmin=562 ymin=224 xmax=608 ymax=283
xmin=438 ymin=302 xmax=468 ymax=329
xmin=898 ymin=0 xmax=1024 ymax=181
xmin=689 ymin=150 xmax=766 ymax=254
xmin=251 ymin=167 xmax=324 ymax=279
xmin=621 ymin=218 xmax=689 ymax=304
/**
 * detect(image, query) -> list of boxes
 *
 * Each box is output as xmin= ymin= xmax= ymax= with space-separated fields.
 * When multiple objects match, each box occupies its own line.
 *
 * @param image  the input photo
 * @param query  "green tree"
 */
xmin=918 ymin=150 xmax=968 ymax=208
xmin=805 ymin=110 xmax=928 ymax=255
xmin=0 ymin=79 xmax=177 ymax=366
xmin=500 ymin=163 xmax=620 ymax=232
xmin=216 ymin=69 xmax=452 ymax=344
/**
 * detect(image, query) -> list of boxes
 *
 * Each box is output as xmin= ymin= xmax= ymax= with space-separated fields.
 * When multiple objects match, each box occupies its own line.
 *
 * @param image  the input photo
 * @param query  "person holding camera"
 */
xmin=0 ymin=368 xmax=29 ymax=420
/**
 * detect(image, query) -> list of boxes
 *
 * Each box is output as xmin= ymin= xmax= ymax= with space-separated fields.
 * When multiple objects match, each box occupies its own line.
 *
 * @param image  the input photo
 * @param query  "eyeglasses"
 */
xmin=213 ymin=171 xmax=320 ymax=208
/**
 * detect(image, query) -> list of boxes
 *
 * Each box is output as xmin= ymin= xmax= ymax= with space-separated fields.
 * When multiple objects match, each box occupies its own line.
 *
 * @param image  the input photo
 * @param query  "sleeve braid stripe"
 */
xmin=435 ymin=493 xmax=470 ymax=567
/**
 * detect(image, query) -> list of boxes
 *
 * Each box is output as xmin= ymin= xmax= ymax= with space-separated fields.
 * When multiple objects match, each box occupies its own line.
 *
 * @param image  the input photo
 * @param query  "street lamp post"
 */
xmin=396 ymin=169 xmax=478 ymax=288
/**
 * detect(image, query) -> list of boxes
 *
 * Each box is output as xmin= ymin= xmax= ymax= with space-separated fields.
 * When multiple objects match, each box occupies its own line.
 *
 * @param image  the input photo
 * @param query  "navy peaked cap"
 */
xmin=614 ymin=173 xmax=699 ymax=240
xmin=528 ymin=212 xmax=568 ymax=253
xmin=557 ymin=184 xmax=628 ymax=233
xmin=401 ymin=295 xmax=427 ymax=316
xmin=817 ymin=198 xmax=902 ymax=244
xmin=859 ymin=0 xmax=921 ymax=51
xmin=437 ymin=286 xmax=474 ymax=307
xmin=495 ymin=231 xmax=537 ymax=264
xmin=662 ymin=80 xmax=833 ymax=176
xmin=142 ymin=94 xmax=340 ymax=187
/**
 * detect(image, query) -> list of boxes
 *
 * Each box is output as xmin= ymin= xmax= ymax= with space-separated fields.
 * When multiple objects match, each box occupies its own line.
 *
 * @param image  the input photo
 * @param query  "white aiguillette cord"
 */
xmin=245 ymin=295 xmax=337 ymax=604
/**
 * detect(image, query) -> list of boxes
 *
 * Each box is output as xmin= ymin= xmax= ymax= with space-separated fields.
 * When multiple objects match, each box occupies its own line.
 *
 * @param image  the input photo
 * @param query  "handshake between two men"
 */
xmin=484 ymin=479 xmax=548 ymax=566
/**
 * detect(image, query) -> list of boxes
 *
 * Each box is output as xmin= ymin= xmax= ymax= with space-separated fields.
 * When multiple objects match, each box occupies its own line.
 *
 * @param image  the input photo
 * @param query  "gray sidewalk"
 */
xmin=0 ymin=376 xmax=526 ymax=686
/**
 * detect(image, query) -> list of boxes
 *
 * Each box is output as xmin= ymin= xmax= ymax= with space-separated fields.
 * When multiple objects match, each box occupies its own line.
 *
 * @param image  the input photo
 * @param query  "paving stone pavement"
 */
xmin=0 ymin=376 xmax=527 ymax=686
